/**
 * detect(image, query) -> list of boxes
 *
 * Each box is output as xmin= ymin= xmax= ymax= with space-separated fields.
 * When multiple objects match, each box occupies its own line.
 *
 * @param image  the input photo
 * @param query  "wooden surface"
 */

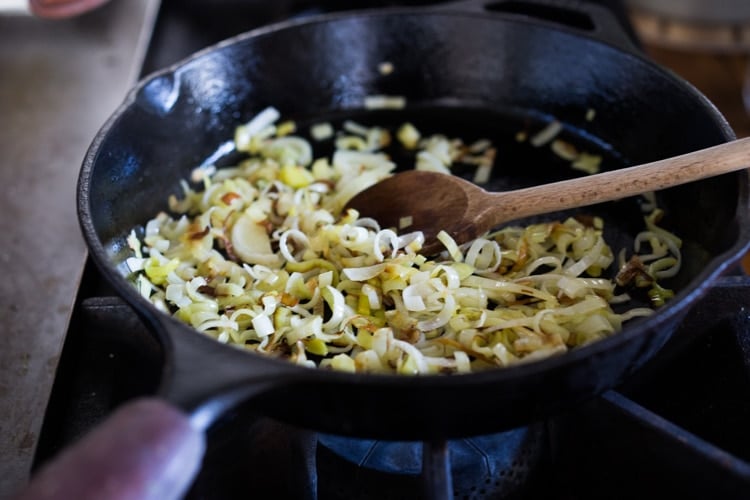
xmin=644 ymin=46 xmax=750 ymax=138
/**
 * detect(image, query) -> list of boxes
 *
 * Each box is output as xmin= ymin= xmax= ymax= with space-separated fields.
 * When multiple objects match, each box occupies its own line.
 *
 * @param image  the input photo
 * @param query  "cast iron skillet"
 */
xmin=78 ymin=0 xmax=750 ymax=440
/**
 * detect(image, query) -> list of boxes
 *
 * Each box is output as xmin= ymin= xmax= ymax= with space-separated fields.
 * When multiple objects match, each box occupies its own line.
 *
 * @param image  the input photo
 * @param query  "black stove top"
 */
xmin=33 ymin=1 xmax=750 ymax=498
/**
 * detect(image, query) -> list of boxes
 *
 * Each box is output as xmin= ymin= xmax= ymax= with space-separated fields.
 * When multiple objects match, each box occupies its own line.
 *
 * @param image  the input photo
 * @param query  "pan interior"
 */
xmin=93 ymin=102 xmax=729 ymax=338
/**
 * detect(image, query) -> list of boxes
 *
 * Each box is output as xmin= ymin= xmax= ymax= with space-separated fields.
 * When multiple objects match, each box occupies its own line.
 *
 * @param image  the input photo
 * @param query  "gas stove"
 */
xmin=31 ymin=1 xmax=750 ymax=498
xmin=33 ymin=261 xmax=750 ymax=499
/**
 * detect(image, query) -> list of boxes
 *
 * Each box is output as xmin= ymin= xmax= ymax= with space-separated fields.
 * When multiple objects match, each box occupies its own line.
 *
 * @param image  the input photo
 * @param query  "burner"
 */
xmin=183 ymin=413 xmax=548 ymax=499
xmin=317 ymin=425 xmax=548 ymax=499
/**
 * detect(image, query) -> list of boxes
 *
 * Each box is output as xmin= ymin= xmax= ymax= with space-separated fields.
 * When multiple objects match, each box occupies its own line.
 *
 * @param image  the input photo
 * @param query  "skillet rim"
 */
xmin=76 ymin=5 xmax=750 ymax=392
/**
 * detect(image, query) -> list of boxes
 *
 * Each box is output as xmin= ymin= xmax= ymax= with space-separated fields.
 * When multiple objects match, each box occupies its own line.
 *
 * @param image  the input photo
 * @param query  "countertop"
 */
xmin=0 ymin=1 xmax=159 ymax=495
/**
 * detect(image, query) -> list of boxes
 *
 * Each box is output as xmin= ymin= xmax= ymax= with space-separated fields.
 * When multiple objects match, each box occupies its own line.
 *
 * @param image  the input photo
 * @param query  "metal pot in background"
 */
xmin=627 ymin=0 xmax=750 ymax=53
xmin=627 ymin=0 xmax=750 ymax=24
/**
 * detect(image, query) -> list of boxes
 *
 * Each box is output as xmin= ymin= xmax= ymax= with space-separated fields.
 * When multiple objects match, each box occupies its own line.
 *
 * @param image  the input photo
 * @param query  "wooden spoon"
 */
xmin=345 ymin=137 xmax=750 ymax=255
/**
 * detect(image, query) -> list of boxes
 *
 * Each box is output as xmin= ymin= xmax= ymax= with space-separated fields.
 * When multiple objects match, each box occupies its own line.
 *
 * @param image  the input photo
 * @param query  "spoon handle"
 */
xmin=485 ymin=137 xmax=750 ymax=224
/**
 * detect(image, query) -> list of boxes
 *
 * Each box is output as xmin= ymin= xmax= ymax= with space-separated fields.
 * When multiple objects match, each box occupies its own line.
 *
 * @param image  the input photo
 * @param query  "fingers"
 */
xmin=28 ymin=0 xmax=110 ymax=18
xmin=13 ymin=398 xmax=206 ymax=500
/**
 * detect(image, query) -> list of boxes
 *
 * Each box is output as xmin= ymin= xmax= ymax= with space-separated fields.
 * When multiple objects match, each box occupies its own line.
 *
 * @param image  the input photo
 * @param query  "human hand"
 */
xmin=12 ymin=398 xmax=205 ymax=500
xmin=29 ymin=0 xmax=110 ymax=18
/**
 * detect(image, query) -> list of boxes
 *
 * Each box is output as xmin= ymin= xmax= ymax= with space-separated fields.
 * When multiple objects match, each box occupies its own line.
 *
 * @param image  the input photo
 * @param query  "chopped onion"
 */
xmin=235 ymin=106 xmax=280 ymax=151
xmin=530 ymin=120 xmax=562 ymax=147
xmin=342 ymin=263 xmax=386 ymax=281
xmin=310 ymin=122 xmax=334 ymax=141
xmin=129 ymin=110 xmax=679 ymax=376
xmin=363 ymin=94 xmax=406 ymax=109
xmin=252 ymin=314 xmax=275 ymax=337
xmin=417 ymin=294 xmax=456 ymax=331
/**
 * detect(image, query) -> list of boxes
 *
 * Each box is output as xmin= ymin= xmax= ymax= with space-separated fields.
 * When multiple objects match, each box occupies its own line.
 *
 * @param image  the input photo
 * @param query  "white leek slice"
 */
xmin=235 ymin=107 xmax=280 ymax=151
xmin=343 ymin=263 xmax=386 ymax=281
xmin=231 ymin=213 xmax=281 ymax=266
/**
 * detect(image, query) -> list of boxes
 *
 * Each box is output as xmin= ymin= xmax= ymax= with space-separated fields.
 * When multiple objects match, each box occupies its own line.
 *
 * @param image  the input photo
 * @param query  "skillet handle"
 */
xmin=155 ymin=316 xmax=301 ymax=432
xmin=439 ymin=0 xmax=641 ymax=53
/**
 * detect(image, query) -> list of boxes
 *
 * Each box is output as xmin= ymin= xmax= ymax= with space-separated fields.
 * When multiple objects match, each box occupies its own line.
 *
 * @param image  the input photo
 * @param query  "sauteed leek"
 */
xmin=126 ymin=108 xmax=680 ymax=374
